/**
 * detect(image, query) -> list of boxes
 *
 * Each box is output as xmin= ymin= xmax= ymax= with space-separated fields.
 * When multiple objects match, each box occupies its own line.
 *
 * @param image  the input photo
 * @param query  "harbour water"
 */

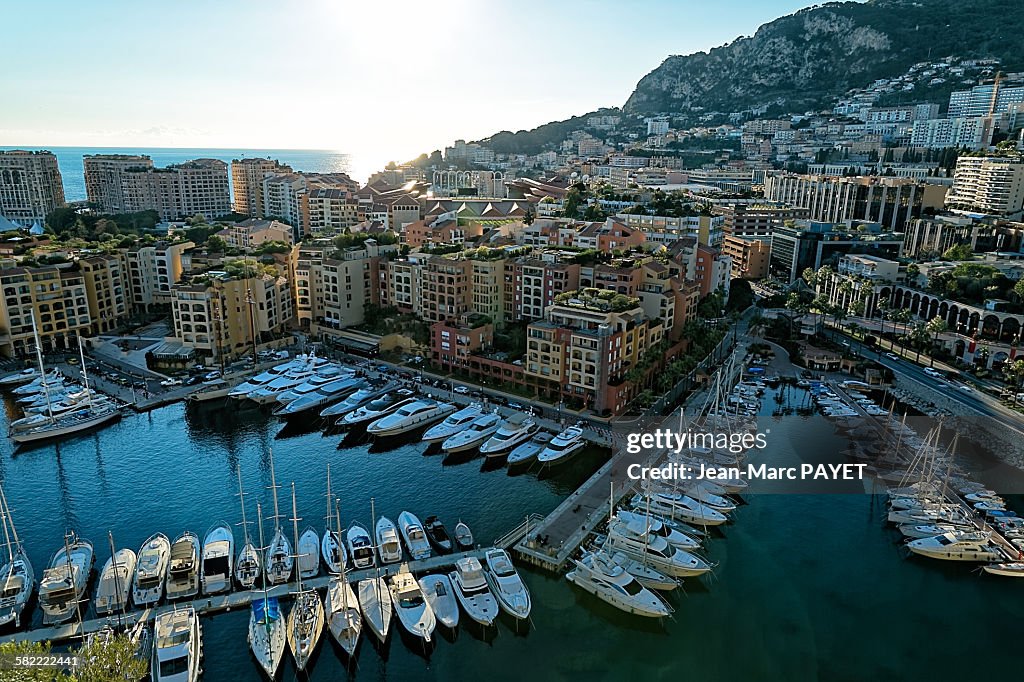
xmin=0 ymin=147 xmax=355 ymax=203
xmin=1 ymin=385 xmax=1022 ymax=681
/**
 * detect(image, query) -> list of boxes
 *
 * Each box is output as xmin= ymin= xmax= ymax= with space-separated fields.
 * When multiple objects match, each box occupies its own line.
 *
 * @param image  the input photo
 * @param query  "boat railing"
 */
xmin=493 ymin=514 xmax=545 ymax=550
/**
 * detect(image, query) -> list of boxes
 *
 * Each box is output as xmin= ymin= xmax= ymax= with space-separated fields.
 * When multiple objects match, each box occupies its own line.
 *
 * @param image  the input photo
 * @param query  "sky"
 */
xmin=1 ymin=0 xmax=816 ymax=179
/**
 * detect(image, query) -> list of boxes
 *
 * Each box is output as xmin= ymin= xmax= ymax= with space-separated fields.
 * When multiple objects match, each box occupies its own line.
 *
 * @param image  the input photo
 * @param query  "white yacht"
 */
xmin=10 ymin=369 xmax=61 ymax=394
xmin=200 ymin=524 xmax=234 ymax=595
xmin=596 ymin=550 xmax=678 ymax=592
xmin=632 ymin=491 xmax=729 ymax=527
xmin=422 ymin=403 xmax=484 ymax=443
xmin=322 ymin=474 xmax=347 ymax=574
xmin=326 ymin=575 xmax=361 ymax=656
xmin=39 ymin=533 xmax=94 ymax=625
xmin=228 ymin=354 xmax=327 ymax=400
xmin=679 ymin=482 xmax=737 ymax=513
xmin=234 ymin=468 xmax=261 ymax=591
xmin=340 ymin=395 xmax=418 ymax=428
xmin=483 ymin=548 xmax=531 ymax=619
xmin=273 ymin=366 xmax=351 ymax=406
xmin=320 ymin=387 xmax=384 ymax=420
xmin=347 ymin=524 xmax=375 ymax=569
xmin=605 ymin=522 xmax=713 ymax=577
xmin=480 ymin=418 xmax=540 ymax=458
xmin=133 ymin=533 xmax=171 ymax=607
xmin=249 ymin=362 xmax=334 ymax=405
xmin=0 ymin=485 xmax=33 ymax=627
xmin=367 ymin=399 xmax=456 ymax=437
xmin=537 ymin=424 xmax=586 ymax=466
xmin=249 ymin=596 xmax=285 ymax=679
xmin=286 ymin=484 xmax=325 ymax=673
xmin=389 ymin=571 xmax=436 ymax=642
xmin=375 ymin=517 xmax=403 ymax=564
xmin=94 ymin=548 xmax=137 ymax=616
xmin=507 ymin=432 xmax=553 ymax=467
xmin=0 ymin=367 xmax=39 ymax=387
xmin=897 ymin=523 xmax=971 ymax=540
xmin=152 ymin=606 xmax=202 ymax=682
xmin=907 ymin=531 xmax=1004 ymax=562
xmin=441 ymin=412 xmax=502 ymax=453
xmin=398 ymin=511 xmax=432 ymax=560
xmin=566 ymin=551 xmax=671 ymax=618
xmin=418 ymin=574 xmax=459 ymax=629
xmin=358 ymin=576 xmax=393 ymax=643
xmin=448 ymin=556 xmax=499 ymax=626
xmin=275 ymin=377 xmax=365 ymax=418
xmin=265 ymin=452 xmax=294 ymax=585
xmin=297 ymin=528 xmax=320 ymax=580
xmin=165 ymin=531 xmax=201 ymax=601
xmin=983 ymin=562 xmax=1024 ymax=578
xmin=614 ymin=510 xmax=702 ymax=550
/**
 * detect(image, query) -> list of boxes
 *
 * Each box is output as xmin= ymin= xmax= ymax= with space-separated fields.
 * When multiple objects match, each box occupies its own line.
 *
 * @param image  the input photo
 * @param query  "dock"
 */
xmin=0 ymin=541 xmax=527 ymax=645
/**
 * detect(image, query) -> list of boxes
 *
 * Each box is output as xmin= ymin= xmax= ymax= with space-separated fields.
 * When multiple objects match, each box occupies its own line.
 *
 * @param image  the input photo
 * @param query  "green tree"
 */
xmin=75 ymin=634 xmax=148 ymax=682
xmin=925 ymin=316 xmax=949 ymax=367
xmin=0 ymin=640 xmax=66 ymax=681
xmin=1002 ymin=359 xmax=1024 ymax=391
xmin=205 ymin=235 xmax=228 ymax=253
xmin=941 ymin=243 xmax=974 ymax=261
xmin=908 ymin=319 xmax=930 ymax=364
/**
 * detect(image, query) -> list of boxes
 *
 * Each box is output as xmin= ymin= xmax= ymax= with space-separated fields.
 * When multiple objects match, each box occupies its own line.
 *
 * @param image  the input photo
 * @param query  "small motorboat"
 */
xmin=448 ymin=556 xmax=499 ymax=626
xmin=347 ymin=524 xmax=375 ymax=569
xmin=454 ymin=521 xmax=474 ymax=551
xmin=423 ymin=515 xmax=453 ymax=554
xmin=151 ymin=606 xmax=202 ymax=682
xmin=200 ymin=523 xmax=234 ymax=595
xmin=165 ymin=531 xmax=201 ymax=601
xmin=397 ymin=511 xmax=432 ymax=560
xmin=483 ymin=548 xmax=531 ymax=619
xmin=418 ymin=573 xmax=459 ymax=629
xmin=133 ymin=533 xmax=171 ymax=607
xmin=983 ymin=562 xmax=1024 ymax=578
xmin=388 ymin=570 xmax=436 ymax=642
xmin=375 ymin=517 xmax=403 ymax=564
xmin=507 ymin=432 xmax=553 ymax=468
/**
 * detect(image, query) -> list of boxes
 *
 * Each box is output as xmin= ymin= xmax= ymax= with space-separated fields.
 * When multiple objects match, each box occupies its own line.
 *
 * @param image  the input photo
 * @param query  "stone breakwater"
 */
xmin=889 ymin=384 xmax=1024 ymax=471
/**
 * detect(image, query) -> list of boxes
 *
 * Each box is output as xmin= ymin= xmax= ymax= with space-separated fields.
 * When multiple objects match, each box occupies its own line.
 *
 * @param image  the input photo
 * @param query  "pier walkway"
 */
xmin=1 ymin=548 xmax=495 ymax=645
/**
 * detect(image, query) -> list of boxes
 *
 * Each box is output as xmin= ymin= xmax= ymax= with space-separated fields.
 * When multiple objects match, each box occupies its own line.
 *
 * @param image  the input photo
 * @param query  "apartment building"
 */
xmin=945 ymin=155 xmax=1024 ymax=217
xmin=714 ymin=204 xmax=810 ymax=239
xmin=910 ymin=116 xmax=994 ymax=150
xmin=170 ymin=272 xmax=293 ymax=362
xmin=469 ymin=258 xmax=506 ymax=328
xmin=525 ymin=293 xmax=664 ymax=415
xmin=769 ymin=220 xmax=904 ymax=282
xmin=505 ymin=259 xmax=581 ymax=322
xmin=87 ymin=156 xmax=230 ymax=220
xmin=378 ymin=255 xmax=424 ymax=315
xmin=122 ymin=240 xmax=194 ymax=310
xmin=218 ymin=218 xmax=293 ymax=250
xmin=78 ymin=255 xmax=129 ymax=333
xmin=948 ymin=84 xmax=1024 ymax=118
xmin=0 ymin=150 xmax=65 ymax=226
xmin=722 ymin=235 xmax=771 ymax=280
xmin=306 ymin=188 xmax=359 ymax=235
xmin=84 ymin=154 xmax=153 ymax=213
xmin=292 ymin=240 xmax=389 ymax=333
xmin=763 ymin=173 xmax=946 ymax=231
xmin=230 ymin=158 xmax=293 ymax=217
xmin=403 ymin=217 xmax=482 ymax=248
xmin=418 ymin=257 xmax=471 ymax=324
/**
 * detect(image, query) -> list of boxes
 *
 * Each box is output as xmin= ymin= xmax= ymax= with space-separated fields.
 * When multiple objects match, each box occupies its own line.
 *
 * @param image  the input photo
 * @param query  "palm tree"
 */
xmin=909 ymin=320 xmax=930 ymax=364
xmin=925 ymin=317 xmax=949 ymax=367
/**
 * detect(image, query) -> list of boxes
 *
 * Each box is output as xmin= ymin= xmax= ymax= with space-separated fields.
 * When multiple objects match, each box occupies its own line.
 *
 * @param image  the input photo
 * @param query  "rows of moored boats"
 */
xmin=220 ymin=353 xmax=591 ymax=468
xmin=0 ymin=449 xmax=534 ymax=680
xmin=564 ymin=372 xmax=760 ymax=617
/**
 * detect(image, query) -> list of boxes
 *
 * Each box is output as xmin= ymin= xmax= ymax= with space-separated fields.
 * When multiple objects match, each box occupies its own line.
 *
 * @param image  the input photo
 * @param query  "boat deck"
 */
xmin=0 ymin=548 xmax=495 ymax=645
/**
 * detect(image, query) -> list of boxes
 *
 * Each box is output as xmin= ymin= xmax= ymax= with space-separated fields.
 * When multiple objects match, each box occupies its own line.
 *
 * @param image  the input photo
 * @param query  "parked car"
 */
xmin=203 ymin=371 xmax=221 ymax=381
xmin=160 ymin=378 xmax=183 ymax=387
xmin=184 ymin=376 xmax=202 ymax=386
xmin=507 ymin=401 xmax=524 ymax=410
xmin=453 ymin=385 xmax=469 ymax=395
xmin=885 ymin=352 xmax=900 ymax=361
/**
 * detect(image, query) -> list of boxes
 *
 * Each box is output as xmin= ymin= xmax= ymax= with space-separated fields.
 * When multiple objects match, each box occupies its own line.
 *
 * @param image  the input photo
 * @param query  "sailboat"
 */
xmin=234 ymin=466 xmax=261 ymax=590
xmin=12 ymin=328 xmax=120 ymax=444
xmin=0 ymin=484 xmax=33 ymax=627
xmin=325 ymin=499 xmax=361 ymax=656
xmin=320 ymin=465 xmax=347 ymax=574
xmin=94 ymin=533 xmax=135 ymax=617
xmin=264 ymin=450 xmax=293 ymax=585
xmin=286 ymin=483 xmax=325 ymax=671
xmin=358 ymin=498 xmax=393 ymax=643
xmin=248 ymin=503 xmax=285 ymax=679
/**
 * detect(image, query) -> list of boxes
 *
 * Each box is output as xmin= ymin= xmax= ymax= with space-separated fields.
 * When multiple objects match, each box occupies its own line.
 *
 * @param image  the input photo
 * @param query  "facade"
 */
xmin=78 ymin=255 xmax=130 ymax=333
xmin=525 ymin=295 xmax=664 ymax=415
xmin=292 ymin=240 xmax=389 ymax=334
xmin=722 ymin=235 xmax=771 ymax=279
xmin=0 ymin=150 xmax=65 ymax=226
xmin=944 ymin=156 xmax=1024 ymax=217
xmin=948 ymin=84 xmax=1024 ymax=118
xmin=714 ymin=204 xmax=810 ymax=239
xmin=306 ymin=188 xmax=359 ymax=235
xmin=169 ymin=272 xmax=293 ymax=362
xmin=505 ymin=259 xmax=581 ymax=322
xmin=122 ymin=240 xmax=194 ymax=311
xmin=83 ymin=154 xmax=153 ymax=213
xmin=763 ymin=173 xmax=946 ymax=230
xmin=418 ymin=257 xmax=471 ymax=324
xmin=769 ymin=220 xmax=904 ymax=282
xmin=909 ymin=116 xmax=994 ymax=150
xmin=87 ymin=156 xmax=230 ymax=220
xmin=230 ymin=158 xmax=293 ymax=217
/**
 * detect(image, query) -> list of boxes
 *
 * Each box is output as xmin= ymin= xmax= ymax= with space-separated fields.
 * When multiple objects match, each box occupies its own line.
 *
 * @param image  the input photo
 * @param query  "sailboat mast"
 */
xmin=290 ymin=483 xmax=302 ymax=594
xmin=30 ymin=315 xmax=53 ymax=419
xmin=325 ymin=465 xmax=332 ymax=531
xmin=268 ymin=449 xmax=281 ymax=533
xmin=0 ymin=486 xmax=13 ymax=563
xmin=108 ymin=531 xmax=125 ymax=628
xmin=0 ymin=486 xmax=19 ymax=553
xmin=335 ymin=498 xmax=350 ymax=610
xmin=256 ymin=502 xmax=274 ymax=653
xmin=237 ymin=466 xmax=252 ymax=549
xmin=77 ymin=336 xmax=93 ymax=408
xmin=371 ymin=496 xmax=384 ymax=625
